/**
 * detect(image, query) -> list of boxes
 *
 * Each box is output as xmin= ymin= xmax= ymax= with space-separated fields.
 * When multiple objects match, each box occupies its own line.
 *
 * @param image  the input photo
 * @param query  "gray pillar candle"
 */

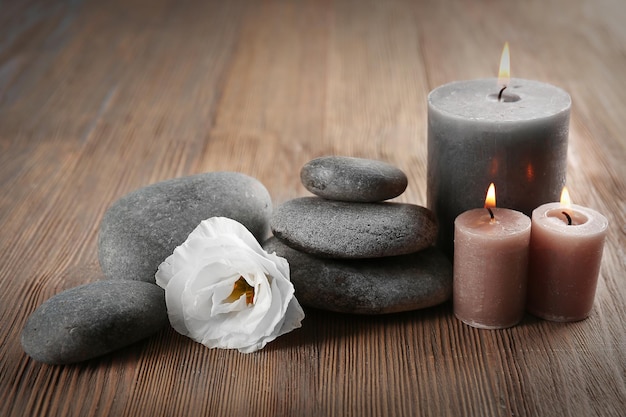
xmin=427 ymin=78 xmax=571 ymax=258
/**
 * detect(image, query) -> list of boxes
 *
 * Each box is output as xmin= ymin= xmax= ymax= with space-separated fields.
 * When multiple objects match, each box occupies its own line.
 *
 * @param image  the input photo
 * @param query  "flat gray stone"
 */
xmin=98 ymin=172 xmax=272 ymax=283
xmin=21 ymin=280 xmax=167 ymax=364
xmin=271 ymin=197 xmax=437 ymax=258
xmin=263 ymin=238 xmax=452 ymax=314
xmin=300 ymin=156 xmax=407 ymax=202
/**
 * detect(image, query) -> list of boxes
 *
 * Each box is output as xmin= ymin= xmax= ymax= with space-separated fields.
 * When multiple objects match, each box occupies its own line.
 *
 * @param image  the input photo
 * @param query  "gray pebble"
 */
xmin=301 ymin=156 xmax=408 ymax=202
xmin=98 ymin=172 xmax=272 ymax=283
xmin=21 ymin=280 xmax=167 ymax=364
xmin=263 ymin=237 xmax=452 ymax=314
xmin=271 ymin=197 xmax=437 ymax=258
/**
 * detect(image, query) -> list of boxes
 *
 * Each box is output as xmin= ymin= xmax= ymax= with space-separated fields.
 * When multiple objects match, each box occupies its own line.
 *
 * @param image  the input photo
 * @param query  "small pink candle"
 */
xmin=454 ymin=184 xmax=531 ymax=329
xmin=526 ymin=187 xmax=608 ymax=321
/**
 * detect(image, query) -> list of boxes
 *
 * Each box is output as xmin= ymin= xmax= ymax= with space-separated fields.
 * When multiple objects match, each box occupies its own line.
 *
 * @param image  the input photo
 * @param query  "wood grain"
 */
xmin=1 ymin=0 xmax=625 ymax=416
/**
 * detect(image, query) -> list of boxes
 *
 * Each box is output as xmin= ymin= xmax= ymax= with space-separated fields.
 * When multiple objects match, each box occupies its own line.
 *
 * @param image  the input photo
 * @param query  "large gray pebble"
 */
xmin=21 ymin=280 xmax=167 ymax=364
xmin=98 ymin=172 xmax=272 ymax=283
xmin=301 ymin=156 xmax=408 ymax=202
xmin=264 ymin=238 xmax=451 ymax=314
xmin=271 ymin=197 xmax=437 ymax=258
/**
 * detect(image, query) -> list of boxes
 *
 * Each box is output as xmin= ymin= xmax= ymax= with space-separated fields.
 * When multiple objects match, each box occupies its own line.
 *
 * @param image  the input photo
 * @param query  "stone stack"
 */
xmin=264 ymin=156 xmax=452 ymax=315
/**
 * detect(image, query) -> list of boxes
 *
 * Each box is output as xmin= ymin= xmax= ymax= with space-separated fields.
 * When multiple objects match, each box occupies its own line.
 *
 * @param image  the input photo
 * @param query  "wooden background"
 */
xmin=1 ymin=0 xmax=625 ymax=416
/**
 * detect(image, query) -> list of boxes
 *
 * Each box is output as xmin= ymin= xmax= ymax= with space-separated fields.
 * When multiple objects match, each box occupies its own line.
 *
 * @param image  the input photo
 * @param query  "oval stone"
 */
xmin=271 ymin=197 xmax=437 ymax=258
xmin=21 ymin=280 xmax=167 ymax=364
xmin=263 ymin=238 xmax=452 ymax=314
xmin=300 ymin=156 xmax=408 ymax=202
xmin=98 ymin=172 xmax=272 ymax=283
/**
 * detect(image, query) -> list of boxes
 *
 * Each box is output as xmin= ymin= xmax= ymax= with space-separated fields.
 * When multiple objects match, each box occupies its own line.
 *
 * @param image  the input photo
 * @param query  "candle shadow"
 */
xmin=515 ymin=312 xmax=544 ymax=327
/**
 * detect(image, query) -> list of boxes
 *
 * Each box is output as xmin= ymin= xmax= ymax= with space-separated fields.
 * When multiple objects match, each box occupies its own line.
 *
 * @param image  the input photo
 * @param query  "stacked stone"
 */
xmin=264 ymin=156 xmax=452 ymax=315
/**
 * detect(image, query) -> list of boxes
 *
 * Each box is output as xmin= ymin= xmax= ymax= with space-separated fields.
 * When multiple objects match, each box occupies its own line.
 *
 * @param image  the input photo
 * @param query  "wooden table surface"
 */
xmin=1 ymin=0 xmax=625 ymax=416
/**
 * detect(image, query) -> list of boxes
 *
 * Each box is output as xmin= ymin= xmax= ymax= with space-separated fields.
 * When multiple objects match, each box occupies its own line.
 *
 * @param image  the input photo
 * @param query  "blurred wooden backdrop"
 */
xmin=1 ymin=0 xmax=624 ymax=416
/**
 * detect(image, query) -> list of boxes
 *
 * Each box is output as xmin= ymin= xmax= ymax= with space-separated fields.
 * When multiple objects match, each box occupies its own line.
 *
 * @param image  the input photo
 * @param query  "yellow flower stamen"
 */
xmin=222 ymin=276 xmax=255 ymax=305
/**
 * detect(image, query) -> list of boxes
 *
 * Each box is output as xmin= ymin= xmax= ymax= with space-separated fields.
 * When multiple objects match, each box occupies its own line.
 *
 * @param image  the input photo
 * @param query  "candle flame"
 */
xmin=484 ymin=183 xmax=496 ymax=209
xmin=560 ymin=186 xmax=571 ymax=207
xmin=498 ymin=42 xmax=510 ymax=87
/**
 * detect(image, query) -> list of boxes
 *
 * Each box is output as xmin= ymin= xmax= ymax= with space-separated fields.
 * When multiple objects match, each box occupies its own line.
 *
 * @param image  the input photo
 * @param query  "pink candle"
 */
xmin=454 ymin=184 xmax=531 ymax=329
xmin=526 ymin=188 xmax=608 ymax=321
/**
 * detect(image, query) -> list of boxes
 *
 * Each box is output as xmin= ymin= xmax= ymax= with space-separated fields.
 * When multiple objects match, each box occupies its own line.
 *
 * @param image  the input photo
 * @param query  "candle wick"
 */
xmin=498 ymin=86 xmax=507 ymax=101
xmin=487 ymin=207 xmax=495 ymax=223
xmin=562 ymin=211 xmax=572 ymax=226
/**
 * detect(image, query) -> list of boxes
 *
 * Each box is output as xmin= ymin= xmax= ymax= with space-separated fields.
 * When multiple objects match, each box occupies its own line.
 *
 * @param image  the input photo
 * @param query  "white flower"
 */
xmin=155 ymin=217 xmax=304 ymax=353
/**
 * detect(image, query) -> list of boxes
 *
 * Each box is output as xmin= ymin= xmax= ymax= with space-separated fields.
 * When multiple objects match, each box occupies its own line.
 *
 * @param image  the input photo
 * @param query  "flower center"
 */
xmin=222 ymin=276 xmax=255 ymax=306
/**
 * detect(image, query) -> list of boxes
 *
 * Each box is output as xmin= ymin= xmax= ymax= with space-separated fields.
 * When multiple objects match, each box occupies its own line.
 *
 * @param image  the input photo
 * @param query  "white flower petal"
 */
xmin=162 ymin=270 xmax=194 ymax=336
xmin=196 ymin=217 xmax=268 ymax=256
